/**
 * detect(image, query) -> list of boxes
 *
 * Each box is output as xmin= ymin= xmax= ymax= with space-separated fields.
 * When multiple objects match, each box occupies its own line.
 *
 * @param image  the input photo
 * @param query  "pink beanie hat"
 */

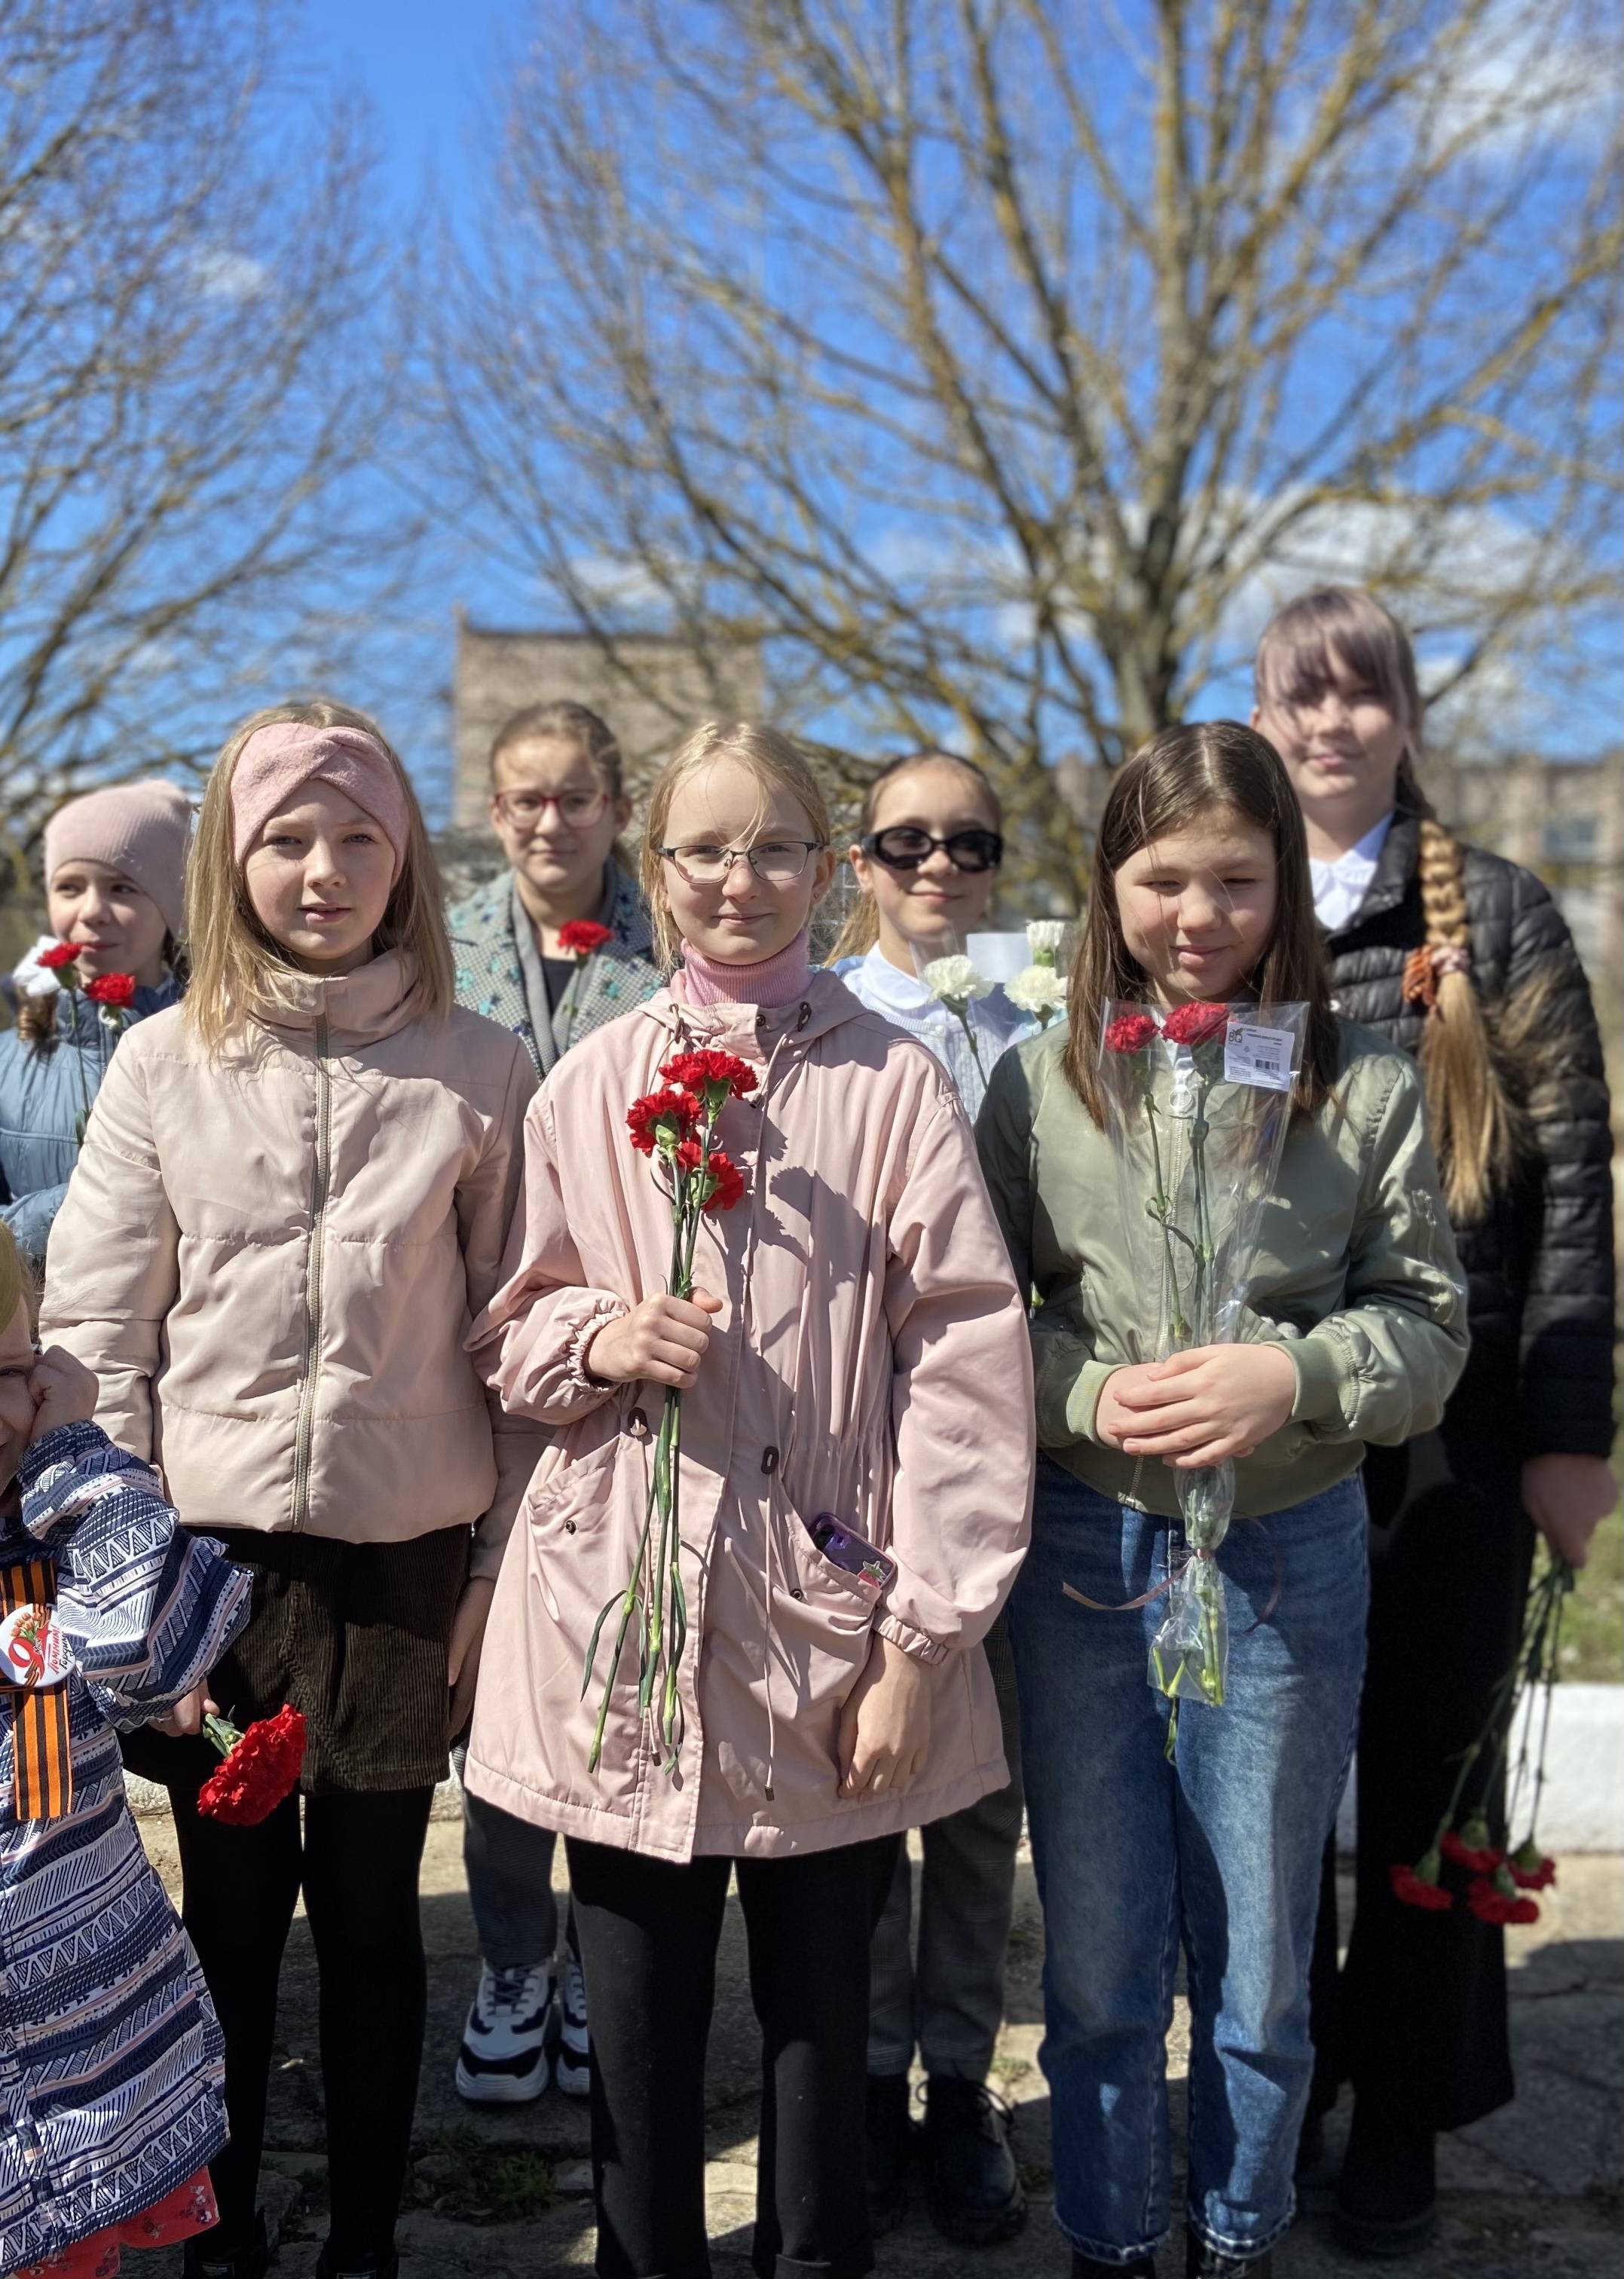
xmin=43 ymin=781 xmax=192 ymax=940
xmin=229 ymin=720 xmax=411 ymax=882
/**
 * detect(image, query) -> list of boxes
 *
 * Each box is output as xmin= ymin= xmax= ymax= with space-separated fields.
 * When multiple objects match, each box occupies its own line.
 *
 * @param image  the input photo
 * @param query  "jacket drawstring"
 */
xmin=732 ymin=1005 xmax=810 ymax=1805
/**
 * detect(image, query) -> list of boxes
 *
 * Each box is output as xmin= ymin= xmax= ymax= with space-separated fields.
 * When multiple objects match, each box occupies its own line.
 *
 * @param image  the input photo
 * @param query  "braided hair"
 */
xmin=1400 ymin=755 xmax=1524 ymax=1225
xmin=1255 ymin=586 xmax=1523 ymax=1225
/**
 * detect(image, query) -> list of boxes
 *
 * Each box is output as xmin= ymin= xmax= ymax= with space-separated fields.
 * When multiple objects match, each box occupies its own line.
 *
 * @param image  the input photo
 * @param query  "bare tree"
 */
xmin=434 ymin=0 xmax=1622 ymax=890
xmin=0 ymin=0 xmax=414 ymax=845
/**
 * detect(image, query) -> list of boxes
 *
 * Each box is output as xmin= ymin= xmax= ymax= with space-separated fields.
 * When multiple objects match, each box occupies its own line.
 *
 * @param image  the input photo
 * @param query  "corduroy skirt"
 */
xmin=122 ymin=1525 xmax=470 ymax=1794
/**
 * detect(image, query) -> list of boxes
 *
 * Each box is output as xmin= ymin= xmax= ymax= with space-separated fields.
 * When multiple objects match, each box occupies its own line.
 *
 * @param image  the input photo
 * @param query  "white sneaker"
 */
xmin=554 ymin=1944 xmax=590 ymax=2097
xmin=454 ymin=1959 xmax=555 ymax=2104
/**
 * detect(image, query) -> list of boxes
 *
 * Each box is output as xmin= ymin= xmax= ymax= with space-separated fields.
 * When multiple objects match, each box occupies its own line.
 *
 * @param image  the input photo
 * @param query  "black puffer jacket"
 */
xmin=1326 ymin=811 xmax=1615 ymax=1461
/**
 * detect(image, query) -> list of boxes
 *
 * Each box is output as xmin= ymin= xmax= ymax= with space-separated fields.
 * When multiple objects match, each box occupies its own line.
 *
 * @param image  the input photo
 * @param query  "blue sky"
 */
xmin=288 ymin=0 xmax=505 ymax=226
xmin=274 ymin=3 xmax=520 ymax=812
xmin=268 ymin=1 xmax=1619 ymax=811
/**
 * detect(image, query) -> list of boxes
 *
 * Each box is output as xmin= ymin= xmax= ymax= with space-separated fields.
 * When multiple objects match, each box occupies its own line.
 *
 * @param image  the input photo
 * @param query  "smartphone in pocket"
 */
xmin=808 ymin=1513 xmax=896 ymax=1590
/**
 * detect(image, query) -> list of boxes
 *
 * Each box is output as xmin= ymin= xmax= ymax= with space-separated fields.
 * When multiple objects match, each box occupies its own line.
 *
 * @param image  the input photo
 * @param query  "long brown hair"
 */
xmin=829 ymin=749 xmax=1002 ymax=962
xmin=1255 ymin=586 xmax=1522 ymax=1222
xmin=187 ymin=699 xmax=453 ymax=1051
xmin=1063 ymin=721 xmax=1339 ymax=1124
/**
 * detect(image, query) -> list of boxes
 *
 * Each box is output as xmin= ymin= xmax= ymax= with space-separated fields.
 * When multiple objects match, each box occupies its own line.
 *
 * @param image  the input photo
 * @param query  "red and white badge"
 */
xmin=0 ymin=1603 xmax=70 ymax=1690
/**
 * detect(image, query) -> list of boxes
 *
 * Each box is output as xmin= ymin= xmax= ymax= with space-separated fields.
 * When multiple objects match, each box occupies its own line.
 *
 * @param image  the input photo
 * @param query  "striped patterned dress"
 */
xmin=1 ymin=1424 xmax=249 ymax=2277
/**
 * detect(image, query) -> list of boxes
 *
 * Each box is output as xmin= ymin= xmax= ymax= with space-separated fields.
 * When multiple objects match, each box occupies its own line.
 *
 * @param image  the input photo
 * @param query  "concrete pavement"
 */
xmin=130 ymin=1821 xmax=1622 ymax=2277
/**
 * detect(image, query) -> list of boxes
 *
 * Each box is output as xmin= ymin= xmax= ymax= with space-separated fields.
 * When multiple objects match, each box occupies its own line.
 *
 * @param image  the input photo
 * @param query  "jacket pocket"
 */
xmin=784 ymin=1516 xmax=886 ymax=1611
xmin=769 ymin=1507 xmax=881 ymax=1707
xmin=525 ymin=1415 xmax=632 ymax=1537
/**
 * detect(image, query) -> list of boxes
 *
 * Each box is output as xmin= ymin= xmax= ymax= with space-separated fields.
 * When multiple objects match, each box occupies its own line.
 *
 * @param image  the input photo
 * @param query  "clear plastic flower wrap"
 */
xmin=1095 ymin=999 xmax=1309 ymax=1710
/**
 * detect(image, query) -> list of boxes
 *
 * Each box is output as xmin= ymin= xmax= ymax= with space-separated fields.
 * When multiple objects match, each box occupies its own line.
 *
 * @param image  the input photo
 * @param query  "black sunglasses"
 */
xmin=861 ymin=826 xmax=1004 ymax=875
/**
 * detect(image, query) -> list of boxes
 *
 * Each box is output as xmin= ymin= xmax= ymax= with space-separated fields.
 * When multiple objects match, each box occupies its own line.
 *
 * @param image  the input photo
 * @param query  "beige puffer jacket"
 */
xmin=463 ymin=974 xmax=1035 ymax=1862
xmin=41 ymin=953 xmax=541 ymax=1578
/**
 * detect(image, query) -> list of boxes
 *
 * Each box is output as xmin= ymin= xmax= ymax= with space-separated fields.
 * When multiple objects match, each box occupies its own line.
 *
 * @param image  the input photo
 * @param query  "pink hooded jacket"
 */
xmin=463 ymin=971 xmax=1035 ymax=1862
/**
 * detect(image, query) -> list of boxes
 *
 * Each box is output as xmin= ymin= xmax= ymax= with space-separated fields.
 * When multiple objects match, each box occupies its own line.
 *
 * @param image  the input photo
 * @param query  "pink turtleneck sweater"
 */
xmin=674 ymin=928 xmax=813 ymax=1009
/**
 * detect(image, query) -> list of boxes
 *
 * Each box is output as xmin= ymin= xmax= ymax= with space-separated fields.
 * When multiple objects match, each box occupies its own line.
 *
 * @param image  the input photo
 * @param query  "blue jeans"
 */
xmin=1007 ymin=1455 xmax=1368 ymax=2266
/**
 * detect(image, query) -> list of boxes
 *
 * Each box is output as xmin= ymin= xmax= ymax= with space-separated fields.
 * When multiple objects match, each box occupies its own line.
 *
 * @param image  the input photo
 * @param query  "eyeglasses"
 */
xmin=494 ymin=787 xmax=610 ymax=828
xmin=861 ymin=826 xmax=1004 ymax=874
xmin=658 ymin=840 xmax=826 ymax=886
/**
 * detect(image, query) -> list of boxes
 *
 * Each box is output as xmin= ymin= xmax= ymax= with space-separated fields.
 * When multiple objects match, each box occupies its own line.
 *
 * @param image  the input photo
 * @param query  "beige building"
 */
xmin=450 ymin=613 xmax=763 ymax=828
xmin=1428 ymin=751 xmax=1622 ymax=1009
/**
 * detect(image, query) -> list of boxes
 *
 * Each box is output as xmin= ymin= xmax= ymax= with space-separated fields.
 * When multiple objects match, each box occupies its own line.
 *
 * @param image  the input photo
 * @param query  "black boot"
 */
xmin=1072 ymin=2255 xmax=1157 ymax=2277
xmin=183 ymin=2210 xmax=274 ymax=2278
xmin=921 ymin=2075 xmax=1026 ymax=2247
xmin=1186 ymin=2239 xmax=1271 ymax=2277
xmin=865 ymin=2070 xmax=914 ymax=2235
xmin=314 ymin=2247 xmax=399 ymax=2279
xmin=1333 ymin=2103 xmax=1438 ymax=2257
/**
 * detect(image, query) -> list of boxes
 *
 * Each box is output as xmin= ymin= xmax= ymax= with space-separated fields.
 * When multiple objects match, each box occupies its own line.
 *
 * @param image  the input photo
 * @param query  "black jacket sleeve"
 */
xmin=1503 ymin=868 xmax=1616 ymax=1458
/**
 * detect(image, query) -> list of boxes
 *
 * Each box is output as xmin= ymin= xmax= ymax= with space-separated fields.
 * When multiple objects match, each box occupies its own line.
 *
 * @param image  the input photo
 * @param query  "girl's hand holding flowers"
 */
xmin=1520 ymin=1452 xmax=1618 ymax=1570
xmin=1103 ymin=1344 xmax=1298 ymax=1467
xmin=153 ymin=1682 xmax=218 ymax=1740
xmin=588 ymin=1288 xmax=723 ymax=1390
xmin=836 ymin=1635 xmax=932 ymax=1799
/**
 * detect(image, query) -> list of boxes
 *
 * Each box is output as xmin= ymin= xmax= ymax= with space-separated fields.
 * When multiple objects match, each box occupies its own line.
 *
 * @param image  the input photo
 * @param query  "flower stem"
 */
xmin=951 ymin=1005 xmax=988 ymax=1085
xmin=1142 ymin=1090 xmax=1188 ymax=1344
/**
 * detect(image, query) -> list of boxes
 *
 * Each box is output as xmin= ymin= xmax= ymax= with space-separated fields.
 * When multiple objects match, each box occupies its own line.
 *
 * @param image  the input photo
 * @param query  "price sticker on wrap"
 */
xmin=1223 ymin=1020 xmax=1295 ymax=1092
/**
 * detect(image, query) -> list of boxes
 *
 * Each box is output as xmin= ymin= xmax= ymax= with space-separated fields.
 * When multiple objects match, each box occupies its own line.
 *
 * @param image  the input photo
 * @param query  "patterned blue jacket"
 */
xmin=0 ymin=1424 xmax=249 ymax=2275
xmin=448 ymin=862 xmax=661 ymax=1078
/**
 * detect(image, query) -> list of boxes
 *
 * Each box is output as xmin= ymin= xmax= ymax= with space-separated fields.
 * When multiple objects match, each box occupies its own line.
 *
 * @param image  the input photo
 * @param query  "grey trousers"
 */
xmin=867 ymin=1614 xmax=1025 ymax=2082
xmin=454 ymin=1744 xmax=561 ymax=1969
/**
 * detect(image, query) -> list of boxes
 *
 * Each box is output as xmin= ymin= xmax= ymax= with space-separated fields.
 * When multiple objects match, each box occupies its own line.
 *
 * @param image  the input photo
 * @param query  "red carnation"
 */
xmin=1389 ymin=1856 xmax=1454 ymax=1911
xmin=1465 ymin=1873 xmax=1539 ymax=1926
xmin=1103 ymin=1012 xmax=1158 ymax=1054
xmin=558 ymin=919 xmax=613 ymax=959
xmin=197 ymin=1705 xmax=307 ymax=1827
xmin=84 ymin=971 xmax=137 ymax=1008
xmin=38 ymin=942 xmax=81 ymax=971
xmin=1441 ymin=1818 xmax=1503 ymax=1875
xmin=660 ymin=1048 xmax=758 ymax=1100
xmin=1160 ymin=999 xmax=1229 ymax=1048
xmin=677 ymin=1140 xmax=746 ymax=1214
xmin=1507 ymin=1840 xmax=1556 ymax=1891
xmin=627 ymin=1087 xmax=700 ymax=1155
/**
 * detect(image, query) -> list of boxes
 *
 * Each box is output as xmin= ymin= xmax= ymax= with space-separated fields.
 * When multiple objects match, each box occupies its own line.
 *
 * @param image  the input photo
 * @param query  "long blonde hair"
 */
xmin=186 ymin=699 xmax=453 ymax=1050
xmin=640 ymin=721 xmax=832 ymax=969
xmin=1255 ymin=586 xmax=1522 ymax=1223
xmin=828 ymin=749 xmax=1002 ymax=964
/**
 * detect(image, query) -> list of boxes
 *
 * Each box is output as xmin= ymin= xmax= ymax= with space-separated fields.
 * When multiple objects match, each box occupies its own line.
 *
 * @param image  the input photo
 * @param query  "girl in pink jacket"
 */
xmin=466 ymin=720 xmax=1035 ymax=2279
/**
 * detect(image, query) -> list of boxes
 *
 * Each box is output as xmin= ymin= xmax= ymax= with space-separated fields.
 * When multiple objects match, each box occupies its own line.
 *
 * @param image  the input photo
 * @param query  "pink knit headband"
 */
xmin=230 ymin=721 xmax=411 ymax=880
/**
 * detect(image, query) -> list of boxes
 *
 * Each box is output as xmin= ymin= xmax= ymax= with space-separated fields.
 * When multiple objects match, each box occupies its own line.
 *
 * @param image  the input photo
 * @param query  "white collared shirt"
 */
xmin=1310 ymin=812 xmax=1395 ymax=933
xmin=832 ymin=944 xmax=1031 ymax=1110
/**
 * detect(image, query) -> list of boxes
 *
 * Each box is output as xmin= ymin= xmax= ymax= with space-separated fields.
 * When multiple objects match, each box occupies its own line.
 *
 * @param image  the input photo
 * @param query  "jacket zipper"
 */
xmin=290 ymin=1011 xmax=333 ymax=1532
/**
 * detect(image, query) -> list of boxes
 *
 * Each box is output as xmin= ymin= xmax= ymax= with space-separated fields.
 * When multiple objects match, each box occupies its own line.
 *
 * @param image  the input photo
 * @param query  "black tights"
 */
xmin=167 ymin=1779 xmax=433 ymax=2262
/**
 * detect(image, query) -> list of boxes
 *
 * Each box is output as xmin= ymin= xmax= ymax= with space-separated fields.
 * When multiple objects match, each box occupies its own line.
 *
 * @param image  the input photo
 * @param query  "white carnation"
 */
xmin=1005 ymin=962 xmax=1067 ymax=1016
xmin=1026 ymin=919 xmax=1067 ymax=956
xmin=12 ymin=935 xmax=64 ymax=1001
xmin=922 ymin=953 xmax=992 ymax=1004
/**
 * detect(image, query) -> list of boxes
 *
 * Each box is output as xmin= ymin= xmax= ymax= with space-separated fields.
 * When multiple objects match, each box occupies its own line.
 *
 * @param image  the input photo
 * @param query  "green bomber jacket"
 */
xmin=974 ymin=1018 xmax=1470 ymax=1518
